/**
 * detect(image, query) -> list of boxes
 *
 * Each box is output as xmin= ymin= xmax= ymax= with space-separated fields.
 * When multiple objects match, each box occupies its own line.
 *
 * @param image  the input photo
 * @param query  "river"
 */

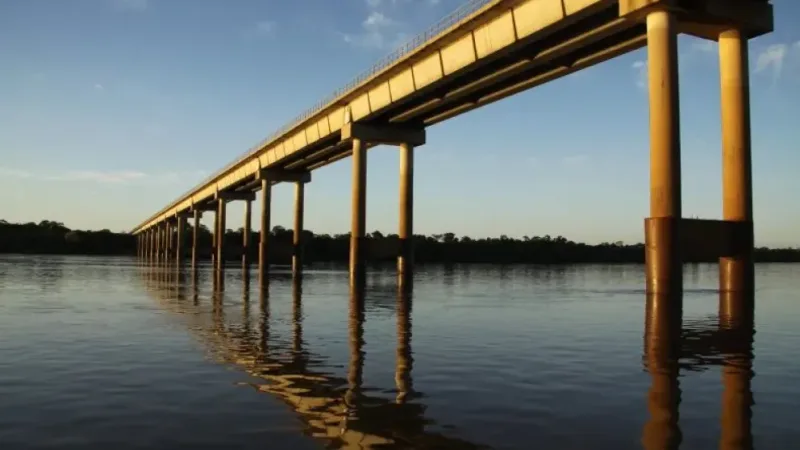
xmin=1 ymin=255 xmax=798 ymax=449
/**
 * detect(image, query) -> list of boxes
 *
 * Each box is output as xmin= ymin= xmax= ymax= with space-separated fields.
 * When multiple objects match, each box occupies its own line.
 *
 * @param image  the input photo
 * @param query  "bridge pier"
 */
xmin=293 ymin=181 xmax=305 ymax=280
xmin=719 ymin=29 xmax=754 ymax=293
xmin=191 ymin=209 xmax=201 ymax=272
xmin=350 ymin=137 xmax=367 ymax=287
xmin=242 ymin=198 xmax=252 ymax=271
xmin=398 ymin=142 xmax=414 ymax=289
xmin=176 ymin=213 xmax=187 ymax=268
xmin=644 ymin=9 xmax=682 ymax=296
xmin=259 ymin=178 xmax=272 ymax=287
xmin=342 ymin=122 xmax=425 ymax=287
xmin=215 ymin=197 xmax=226 ymax=283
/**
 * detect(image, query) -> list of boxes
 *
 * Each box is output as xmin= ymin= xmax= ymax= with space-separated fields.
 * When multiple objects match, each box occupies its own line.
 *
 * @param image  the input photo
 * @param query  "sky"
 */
xmin=1 ymin=0 xmax=799 ymax=247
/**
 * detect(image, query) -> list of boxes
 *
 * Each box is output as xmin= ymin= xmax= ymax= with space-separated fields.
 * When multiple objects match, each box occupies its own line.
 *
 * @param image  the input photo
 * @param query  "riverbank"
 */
xmin=2 ymin=219 xmax=798 ymax=263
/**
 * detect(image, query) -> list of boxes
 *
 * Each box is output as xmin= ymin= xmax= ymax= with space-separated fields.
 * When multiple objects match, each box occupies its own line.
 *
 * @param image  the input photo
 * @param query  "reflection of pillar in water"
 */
xmin=719 ymin=290 xmax=755 ymax=450
xmin=192 ymin=269 xmax=199 ymax=306
xmin=395 ymin=286 xmax=413 ymax=404
xmin=257 ymin=287 xmax=270 ymax=359
xmin=642 ymin=292 xmax=683 ymax=450
xmin=292 ymin=280 xmax=303 ymax=355
xmin=242 ymin=277 xmax=251 ymax=339
xmin=346 ymin=284 xmax=365 ymax=411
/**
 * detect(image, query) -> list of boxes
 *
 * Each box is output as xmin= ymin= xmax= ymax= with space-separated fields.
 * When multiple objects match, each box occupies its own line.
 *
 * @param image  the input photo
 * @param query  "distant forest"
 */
xmin=1 ymin=219 xmax=799 ymax=264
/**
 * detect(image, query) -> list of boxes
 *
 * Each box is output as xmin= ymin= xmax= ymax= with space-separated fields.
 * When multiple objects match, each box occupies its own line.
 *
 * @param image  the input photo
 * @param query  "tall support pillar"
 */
xmin=644 ymin=9 xmax=683 ymax=295
xmin=176 ymin=215 xmax=185 ymax=268
xmin=192 ymin=210 xmax=200 ymax=272
xmin=164 ymin=221 xmax=171 ymax=262
xmin=148 ymin=229 xmax=154 ymax=262
xmin=243 ymin=199 xmax=252 ymax=270
xmin=398 ymin=143 xmax=414 ymax=288
xmin=350 ymin=138 xmax=367 ymax=286
xmin=292 ymin=181 xmax=305 ymax=279
xmin=216 ymin=199 xmax=227 ymax=273
xmin=719 ymin=29 xmax=754 ymax=293
xmin=259 ymin=179 xmax=272 ymax=286
xmin=156 ymin=223 xmax=163 ymax=264
xmin=211 ymin=204 xmax=220 ymax=270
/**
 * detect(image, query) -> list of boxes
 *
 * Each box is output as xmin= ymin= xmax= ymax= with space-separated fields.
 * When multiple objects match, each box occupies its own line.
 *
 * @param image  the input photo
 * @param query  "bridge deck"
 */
xmin=132 ymin=0 xmax=772 ymax=234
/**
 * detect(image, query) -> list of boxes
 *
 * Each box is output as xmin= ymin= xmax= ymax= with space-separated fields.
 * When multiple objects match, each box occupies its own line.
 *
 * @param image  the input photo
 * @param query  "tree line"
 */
xmin=1 ymin=219 xmax=799 ymax=263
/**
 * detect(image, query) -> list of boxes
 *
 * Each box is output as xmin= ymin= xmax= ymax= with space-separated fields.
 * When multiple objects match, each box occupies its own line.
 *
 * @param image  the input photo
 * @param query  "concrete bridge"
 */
xmin=132 ymin=0 xmax=774 ymax=293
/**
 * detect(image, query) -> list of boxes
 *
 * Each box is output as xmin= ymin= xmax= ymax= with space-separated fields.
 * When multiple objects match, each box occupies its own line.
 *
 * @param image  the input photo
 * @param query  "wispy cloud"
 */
xmin=631 ymin=60 xmax=647 ymax=90
xmin=112 ymin=0 xmax=148 ymax=12
xmin=343 ymin=11 xmax=402 ymax=49
xmin=0 ymin=167 xmax=207 ymax=184
xmin=755 ymin=43 xmax=788 ymax=82
xmin=343 ymin=0 xmax=439 ymax=51
xmin=94 ymin=83 xmax=105 ymax=92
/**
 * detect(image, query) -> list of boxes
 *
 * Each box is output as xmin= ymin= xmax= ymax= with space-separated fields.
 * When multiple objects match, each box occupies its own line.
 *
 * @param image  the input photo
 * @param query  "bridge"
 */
xmin=132 ymin=0 xmax=774 ymax=294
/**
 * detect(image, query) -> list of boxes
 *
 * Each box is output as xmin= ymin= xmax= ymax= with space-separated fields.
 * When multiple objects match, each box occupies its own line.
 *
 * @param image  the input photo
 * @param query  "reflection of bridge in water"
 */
xmin=643 ymin=290 xmax=755 ymax=450
xmin=141 ymin=266 xmax=487 ymax=449
xmin=140 ymin=265 xmax=755 ymax=449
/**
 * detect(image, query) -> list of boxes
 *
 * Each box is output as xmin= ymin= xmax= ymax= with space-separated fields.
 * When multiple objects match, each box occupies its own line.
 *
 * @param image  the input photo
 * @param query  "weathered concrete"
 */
xmin=243 ymin=199 xmax=252 ymax=268
xmin=719 ymin=28 xmax=754 ymax=293
xmin=292 ymin=181 xmax=305 ymax=278
xmin=644 ymin=9 xmax=682 ymax=295
xmin=350 ymin=138 xmax=367 ymax=286
xmin=192 ymin=210 xmax=200 ymax=271
xmin=398 ymin=143 xmax=414 ymax=287
xmin=259 ymin=178 xmax=271 ymax=285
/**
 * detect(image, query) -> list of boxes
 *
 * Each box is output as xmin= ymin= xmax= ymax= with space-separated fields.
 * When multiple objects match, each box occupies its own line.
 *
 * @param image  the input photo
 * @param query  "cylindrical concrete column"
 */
xmin=156 ymin=223 xmax=163 ymax=264
xmin=641 ymin=292 xmax=682 ymax=450
xmin=398 ymin=143 xmax=414 ymax=287
xmin=243 ymin=199 xmax=252 ymax=269
xmin=149 ymin=229 xmax=155 ymax=262
xmin=719 ymin=29 xmax=754 ymax=293
xmin=293 ymin=182 xmax=305 ymax=278
xmin=212 ymin=203 xmax=220 ymax=270
xmin=350 ymin=138 xmax=367 ymax=286
xmin=216 ymin=199 xmax=226 ymax=273
xmin=192 ymin=210 xmax=200 ymax=271
xmin=645 ymin=9 xmax=682 ymax=295
xmin=259 ymin=179 xmax=272 ymax=286
xmin=176 ymin=216 xmax=185 ymax=267
xmin=164 ymin=220 xmax=174 ymax=264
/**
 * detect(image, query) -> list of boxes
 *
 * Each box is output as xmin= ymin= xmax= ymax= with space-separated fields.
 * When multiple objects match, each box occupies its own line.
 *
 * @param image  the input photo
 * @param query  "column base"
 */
xmin=645 ymin=217 xmax=683 ymax=295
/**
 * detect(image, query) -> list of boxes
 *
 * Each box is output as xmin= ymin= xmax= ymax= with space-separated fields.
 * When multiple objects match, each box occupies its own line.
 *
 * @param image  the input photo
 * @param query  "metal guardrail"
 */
xmin=145 ymin=0 xmax=495 ymax=229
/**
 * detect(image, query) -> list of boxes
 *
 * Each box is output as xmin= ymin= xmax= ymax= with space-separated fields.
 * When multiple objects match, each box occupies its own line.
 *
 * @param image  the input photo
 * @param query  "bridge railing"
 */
xmin=146 ymin=0 xmax=495 ymax=229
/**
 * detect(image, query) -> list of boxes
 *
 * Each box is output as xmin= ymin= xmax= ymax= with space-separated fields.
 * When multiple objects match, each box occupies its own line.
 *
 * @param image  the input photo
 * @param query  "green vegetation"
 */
xmin=1 ymin=219 xmax=798 ymax=263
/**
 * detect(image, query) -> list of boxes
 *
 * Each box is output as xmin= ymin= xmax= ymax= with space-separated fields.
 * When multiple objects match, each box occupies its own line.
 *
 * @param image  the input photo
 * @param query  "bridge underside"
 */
xmin=134 ymin=0 xmax=773 ymax=294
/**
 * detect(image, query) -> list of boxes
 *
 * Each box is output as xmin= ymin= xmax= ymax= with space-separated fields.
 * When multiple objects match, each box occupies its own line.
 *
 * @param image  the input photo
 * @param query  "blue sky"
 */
xmin=1 ymin=0 xmax=798 ymax=247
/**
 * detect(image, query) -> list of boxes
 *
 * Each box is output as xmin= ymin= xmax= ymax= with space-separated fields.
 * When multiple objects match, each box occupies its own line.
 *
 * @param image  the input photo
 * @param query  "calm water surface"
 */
xmin=1 ymin=255 xmax=799 ymax=449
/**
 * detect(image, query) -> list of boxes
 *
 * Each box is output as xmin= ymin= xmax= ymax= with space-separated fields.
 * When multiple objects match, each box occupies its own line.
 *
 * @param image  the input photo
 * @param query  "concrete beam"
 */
xmin=678 ymin=0 xmax=773 ymax=40
xmin=620 ymin=0 xmax=773 ymax=39
xmin=255 ymin=169 xmax=311 ymax=184
xmin=215 ymin=191 xmax=256 ymax=202
xmin=175 ymin=211 xmax=192 ymax=219
xmin=191 ymin=203 xmax=217 ymax=212
xmin=341 ymin=122 xmax=426 ymax=147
